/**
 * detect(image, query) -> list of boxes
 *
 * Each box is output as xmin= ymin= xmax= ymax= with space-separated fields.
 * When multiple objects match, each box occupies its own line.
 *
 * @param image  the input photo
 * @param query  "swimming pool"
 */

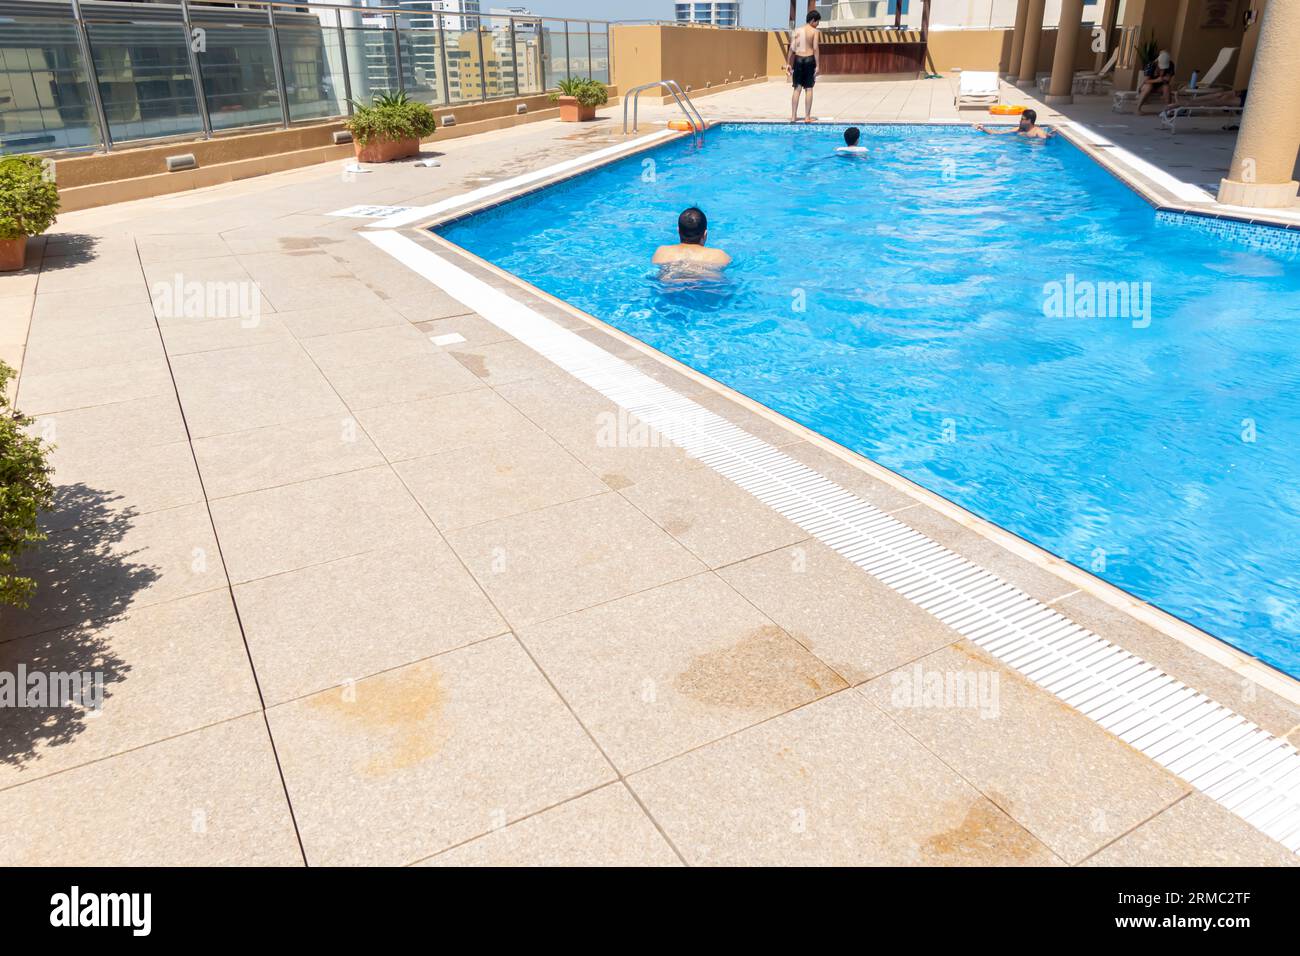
xmin=437 ymin=122 xmax=1300 ymax=678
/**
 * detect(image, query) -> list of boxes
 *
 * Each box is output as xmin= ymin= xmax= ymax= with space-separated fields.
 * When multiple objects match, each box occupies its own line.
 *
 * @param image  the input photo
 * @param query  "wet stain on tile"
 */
xmin=920 ymin=799 xmax=1042 ymax=864
xmin=453 ymin=351 xmax=489 ymax=379
xmin=662 ymin=517 xmax=694 ymax=537
xmin=601 ymin=473 xmax=634 ymax=491
xmin=309 ymin=661 xmax=449 ymax=776
xmin=673 ymin=625 xmax=845 ymax=713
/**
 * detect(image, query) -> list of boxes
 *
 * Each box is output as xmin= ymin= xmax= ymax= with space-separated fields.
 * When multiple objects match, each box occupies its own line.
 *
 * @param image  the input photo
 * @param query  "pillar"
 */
xmin=1232 ymin=0 xmax=1267 ymax=91
xmin=1095 ymin=0 xmax=1119 ymax=71
xmin=1016 ymin=0 xmax=1046 ymax=89
xmin=1219 ymin=0 xmax=1300 ymax=208
xmin=1006 ymin=0 xmax=1030 ymax=81
xmin=1046 ymin=0 xmax=1086 ymax=104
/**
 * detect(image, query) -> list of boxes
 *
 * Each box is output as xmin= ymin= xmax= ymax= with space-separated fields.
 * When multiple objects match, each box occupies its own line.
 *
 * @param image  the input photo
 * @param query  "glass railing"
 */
xmin=0 ymin=0 xmax=613 ymax=155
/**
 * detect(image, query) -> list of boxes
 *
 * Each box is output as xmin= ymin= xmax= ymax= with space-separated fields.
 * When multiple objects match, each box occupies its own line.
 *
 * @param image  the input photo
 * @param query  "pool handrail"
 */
xmin=622 ymin=80 xmax=706 ymax=138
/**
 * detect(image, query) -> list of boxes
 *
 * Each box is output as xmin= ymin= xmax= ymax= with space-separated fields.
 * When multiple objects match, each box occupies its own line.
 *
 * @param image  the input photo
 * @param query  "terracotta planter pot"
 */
xmin=557 ymin=96 xmax=597 ymax=122
xmin=353 ymin=136 xmax=421 ymax=163
xmin=0 ymin=236 xmax=27 ymax=272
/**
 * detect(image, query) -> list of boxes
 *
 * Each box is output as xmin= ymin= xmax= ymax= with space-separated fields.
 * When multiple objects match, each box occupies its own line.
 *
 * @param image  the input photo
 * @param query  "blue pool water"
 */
xmin=438 ymin=123 xmax=1300 ymax=677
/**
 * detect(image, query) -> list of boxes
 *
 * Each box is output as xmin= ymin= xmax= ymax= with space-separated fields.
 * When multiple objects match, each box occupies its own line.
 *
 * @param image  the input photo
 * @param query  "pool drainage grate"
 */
xmin=364 ymin=229 xmax=1300 ymax=854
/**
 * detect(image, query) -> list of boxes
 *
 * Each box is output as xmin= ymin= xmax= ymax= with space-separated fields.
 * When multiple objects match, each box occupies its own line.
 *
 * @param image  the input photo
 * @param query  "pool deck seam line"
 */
xmin=363 ymin=226 xmax=1300 ymax=855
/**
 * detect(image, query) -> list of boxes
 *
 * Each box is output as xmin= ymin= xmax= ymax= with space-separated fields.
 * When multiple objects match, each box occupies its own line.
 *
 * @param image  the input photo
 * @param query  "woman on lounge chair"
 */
xmin=1137 ymin=51 xmax=1176 ymax=115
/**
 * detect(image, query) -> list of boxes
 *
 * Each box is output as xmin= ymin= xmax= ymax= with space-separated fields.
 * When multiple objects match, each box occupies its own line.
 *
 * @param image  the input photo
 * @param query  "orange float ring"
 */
xmin=667 ymin=119 xmax=700 ymax=131
xmin=988 ymin=104 xmax=1026 ymax=115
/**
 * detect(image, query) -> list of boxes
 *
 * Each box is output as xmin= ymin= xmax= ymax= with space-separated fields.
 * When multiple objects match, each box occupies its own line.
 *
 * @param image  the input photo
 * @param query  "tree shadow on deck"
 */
xmin=0 ymin=483 xmax=159 ymax=771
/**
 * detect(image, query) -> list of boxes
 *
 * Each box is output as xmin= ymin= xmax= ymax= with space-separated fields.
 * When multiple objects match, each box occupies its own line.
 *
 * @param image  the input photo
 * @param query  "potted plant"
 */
xmin=0 ymin=156 xmax=59 ymax=272
xmin=344 ymin=90 xmax=438 ymax=163
xmin=549 ymin=78 xmax=608 ymax=122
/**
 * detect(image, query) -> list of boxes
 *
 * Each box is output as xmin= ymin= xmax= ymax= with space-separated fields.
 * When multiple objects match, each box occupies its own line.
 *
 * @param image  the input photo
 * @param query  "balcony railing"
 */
xmin=0 ymin=0 xmax=613 ymax=154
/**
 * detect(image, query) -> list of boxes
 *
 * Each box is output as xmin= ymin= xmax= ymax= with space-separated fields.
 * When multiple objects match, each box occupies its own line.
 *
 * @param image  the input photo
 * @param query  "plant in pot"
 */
xmin=0 ymin=156 xmax=59 ymax=272
xmin=345 ymin=90 xmax=438 ymax=163
xmin=549 ymin=78 xmax=608 ymax=122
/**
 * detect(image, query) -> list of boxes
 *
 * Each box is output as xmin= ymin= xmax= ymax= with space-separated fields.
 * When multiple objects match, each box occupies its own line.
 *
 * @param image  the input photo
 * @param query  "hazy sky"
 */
xmin=496 ymin=1 xmax=786 ymax=30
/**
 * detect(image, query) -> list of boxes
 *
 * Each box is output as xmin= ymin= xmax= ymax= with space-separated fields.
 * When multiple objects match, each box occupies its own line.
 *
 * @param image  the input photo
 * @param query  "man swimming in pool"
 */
xmin=836 ymin=126 xmax=869 ymax=156
xmin=653 ymin=206 xmax=731 ymax=272
xmin=974 ymin=108 xmax=1055 ymax=140
xmin=786 ymin=10 xmax=820 ymax=124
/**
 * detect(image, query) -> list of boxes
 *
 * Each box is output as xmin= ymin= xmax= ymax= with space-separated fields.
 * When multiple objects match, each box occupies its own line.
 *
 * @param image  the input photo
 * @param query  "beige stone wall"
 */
xmin=611 ymin=25 xmax=770 ymax=94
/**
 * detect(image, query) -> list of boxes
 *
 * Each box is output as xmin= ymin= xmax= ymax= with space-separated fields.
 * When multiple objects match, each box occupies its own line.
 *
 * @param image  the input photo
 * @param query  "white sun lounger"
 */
xmin=1159 ymin=104 xmax=1242 ymax=133
xmin=1038 ymin=48 xmax=1119 ymax=95
xmin=955 ymin=71 xmax=1000 ymax=109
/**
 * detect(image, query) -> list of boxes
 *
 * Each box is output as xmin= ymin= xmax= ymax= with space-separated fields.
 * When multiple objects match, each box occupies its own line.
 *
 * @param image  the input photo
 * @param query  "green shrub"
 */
xmin=0 ymin=155 xmax=59 ymax=242
xmin=344 ymin=90 xmax=438 ymax=146
xmin=549 ymin=78 xmax=609 ymax=108
xmin=0 ymin=361 xmax=54 ymax=608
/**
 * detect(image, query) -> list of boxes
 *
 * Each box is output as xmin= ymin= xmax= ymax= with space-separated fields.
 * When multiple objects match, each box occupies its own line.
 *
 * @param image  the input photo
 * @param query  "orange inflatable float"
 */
xmin=988 ymin=104 xmax=1027 ymax=115
xmin=668 ymin=119 xmax=701 ymax=131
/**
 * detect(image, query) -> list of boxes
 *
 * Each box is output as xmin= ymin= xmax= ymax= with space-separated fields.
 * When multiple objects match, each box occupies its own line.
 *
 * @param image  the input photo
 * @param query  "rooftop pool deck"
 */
xmin=1 ymin=77 xmax=1298 ymax=867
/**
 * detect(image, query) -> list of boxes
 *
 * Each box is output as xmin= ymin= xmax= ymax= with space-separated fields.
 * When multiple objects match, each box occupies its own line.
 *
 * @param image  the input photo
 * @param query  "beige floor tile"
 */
xmin=494 ymin=374 xmax=708 ymax=490
xmin=861 ymin=642 xmax=1189 ymax=864
xmin=449 ymin=339 xmax=562 ymax=387
xmin=718 ymin=541 xmax=960 ymax=684
xmin=234 ymin=533 xmax=507 ymax=704
xmin=28 ymin=297 xmax=159 ymax=340
xmin=394 ymin=430 xmax=608 ymax=531
xmin=193 ymin=414 xmax=385 ymax=499
xmin=273 ymin=301 xmax=407 ymax=339
xmin=170 ymin=341 xmax=347 ymax=438
xmin=299 ymin=323 xmax=434 ymax=372
xmin=257 ymin=276 xmax=391 ymax=313
xmin=353 ymin=387 xmax=540 ymax=462
xmin=521 ymin=573 xmax=845 ymax=773
xmin=629 ymin=691 xmax=1060 ymax=866
xmin=1083 ymin=793 xmax=1299 ymax=867
xmin=44 ymin=439 xmax=204 ymax=532
xmin=160 ymin=314 xmax=293 ymax=356
xmin=31 ymin=394 xmax=187 ymax=458
xmin=267 ymin=636 xmax=614 ymax=866
xmin=1055 ymin=591 xmax=1300 ymax=737
xmin=136 ymin=233 xmax=233 ymax=263
xmin=208 ymin=465 xmax=430 ymax=583
xmin=0 ymin=502 xmax=226 ymax=641
xmin=0 ymin=591 xmax=260 ymax=786
xmin=15 ymin=358 xmax=175 ymax=415
xmin=0 ymin=296 xmax=32 ymax=345
xmin=421 ymin=784 xmax=681 ymax=867
xmin=445 ymin=492 xmax=705 ymax=627
xmin=416 ymin=312 xmax=511 ymax=348
xmin=0 ymin=715 xmax=302 ymax=866
xmin=386 ymin=288 xmax=478 ymax=323
xmin=325 ymin=352 xmax=485 ymax=410
xmin=620 ymin=465 xmax=808 ymax=569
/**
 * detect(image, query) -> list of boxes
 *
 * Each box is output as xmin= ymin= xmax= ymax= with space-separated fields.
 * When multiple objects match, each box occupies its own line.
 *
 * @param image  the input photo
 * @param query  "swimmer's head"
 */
xmin=1019 ymin=109 xmax=1037 ymax=128
xmin=677 ymin=206 xmax=707 ymax=245
xmin=844 ymin=127 xmax=861 ymax=147
xmin=806 ymin=9 xmax=821 ymax=24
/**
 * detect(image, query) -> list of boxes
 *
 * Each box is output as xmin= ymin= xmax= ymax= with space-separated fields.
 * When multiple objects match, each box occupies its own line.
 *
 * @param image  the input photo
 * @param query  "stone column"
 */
xmin=1006 ymin=0 xmax=1031 ymax=81
xmin=1016 ymin=0 xmax=1046 ymax=89
xmin=1046 ymin=0 xmax=1086 ymax=104
xmin=1095 ymin=0 xmax=1119 ymax=71
xmin=1219 ymin=0 xmax=1300 ymax=208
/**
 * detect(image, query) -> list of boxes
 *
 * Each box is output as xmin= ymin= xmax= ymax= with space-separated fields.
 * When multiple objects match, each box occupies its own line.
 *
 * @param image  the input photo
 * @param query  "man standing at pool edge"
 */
xmin=786 ymin=10 xmax=820 ymax=123
xmin=653 ymin=207 xmax=731 ymax=272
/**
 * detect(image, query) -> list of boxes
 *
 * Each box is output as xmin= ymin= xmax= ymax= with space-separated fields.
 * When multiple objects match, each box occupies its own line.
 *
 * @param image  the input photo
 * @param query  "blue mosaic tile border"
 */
xmin=1155 ymin=208 xmax=1300 ymax=255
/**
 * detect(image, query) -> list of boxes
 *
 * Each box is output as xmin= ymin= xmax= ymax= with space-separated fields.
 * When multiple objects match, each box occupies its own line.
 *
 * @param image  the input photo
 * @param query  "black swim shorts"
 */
xmin=792 ymin=55 xmax=816 ymax=89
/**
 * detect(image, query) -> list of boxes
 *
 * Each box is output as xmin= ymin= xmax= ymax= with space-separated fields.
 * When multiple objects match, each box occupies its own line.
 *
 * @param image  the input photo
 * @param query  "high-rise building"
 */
xmin=674 ymin=2 xmax=741 ymax=27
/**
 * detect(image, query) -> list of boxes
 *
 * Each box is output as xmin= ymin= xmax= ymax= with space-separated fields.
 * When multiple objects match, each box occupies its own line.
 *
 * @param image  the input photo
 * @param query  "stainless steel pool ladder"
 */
xmin=622 ymin=80 xmax=706 ymax=138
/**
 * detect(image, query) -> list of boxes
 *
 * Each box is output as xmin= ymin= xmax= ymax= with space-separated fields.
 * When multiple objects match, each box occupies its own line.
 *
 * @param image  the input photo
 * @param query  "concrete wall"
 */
xmin=611 ymin=25 xmax=770 ymax=96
